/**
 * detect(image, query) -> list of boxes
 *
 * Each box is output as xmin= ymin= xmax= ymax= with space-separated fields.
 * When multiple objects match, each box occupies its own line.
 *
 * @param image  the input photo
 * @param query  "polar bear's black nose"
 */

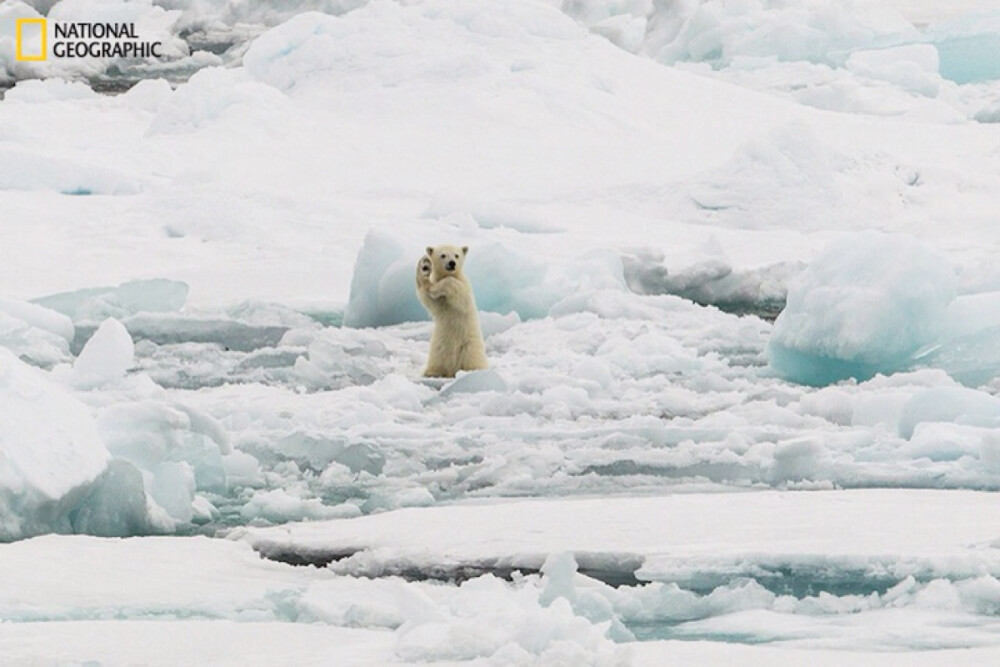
xmin=446 ymin=260 xmax=457 ymax=271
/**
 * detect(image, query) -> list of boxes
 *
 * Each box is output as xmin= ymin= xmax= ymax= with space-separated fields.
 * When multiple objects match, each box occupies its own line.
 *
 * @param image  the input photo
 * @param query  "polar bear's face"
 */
xmin=426 ymin=245 xmax=468 ymax=278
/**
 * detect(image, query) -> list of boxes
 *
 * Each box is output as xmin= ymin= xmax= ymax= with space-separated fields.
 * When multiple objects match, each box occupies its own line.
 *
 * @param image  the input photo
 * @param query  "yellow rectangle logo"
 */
xmin=16 ymin=18 xmax=47 ymax=61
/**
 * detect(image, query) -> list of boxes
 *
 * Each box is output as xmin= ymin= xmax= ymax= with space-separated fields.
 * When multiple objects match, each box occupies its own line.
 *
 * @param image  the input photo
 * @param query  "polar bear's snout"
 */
xmin=446 ymin=259 xmax=457 ymax=271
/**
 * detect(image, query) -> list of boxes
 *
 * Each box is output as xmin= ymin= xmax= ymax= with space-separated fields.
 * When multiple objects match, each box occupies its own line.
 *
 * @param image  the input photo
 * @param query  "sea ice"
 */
xmin=2 ymin=78 xmax=98 ymax=103
xmin=0 ymin=296 xmax=73 ymax=367
xmin=845 ymin=44 xmax=942 ymax=96
xmin=929 ymin=14 xmax=1000 ymax=84
xmin=898 ymin=386 xmax=1000 ymax=439
xmin=70 ymin=458 xmax=160 ymax=537
xmin=0 ymin=296 xmax=74 ymax=344
xmin=34 ymin=278 xmax=189 ymax=325
xmin=768 ymin=231 xmax=956 ymax=386
xmin=0 ymin=145 xmax=141 ymax=195
xmin=342 ymin=230 xmax=427 ymax=328
xmin=70 ymin=318 xmax=134 ymax=389
xmin=93 ymin=399 xmax=230 ymax=524
xmin=147 ymin=66 xmax=291 ymax=135
xmin=0 ymin=348 xmax=110 ymax=540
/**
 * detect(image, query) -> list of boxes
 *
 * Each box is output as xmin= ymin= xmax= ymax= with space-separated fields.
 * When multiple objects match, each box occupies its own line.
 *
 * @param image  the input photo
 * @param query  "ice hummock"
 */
xmin=768 ymin=232 xmax=1000 ymax=388
xmin=342 ymin=230 xmax=427 ymax=328
xmin=69 ymin=318 xmax=135 ymax=390
xmin=768 ymin=232 xmax=956 ymax=386
xmin=0 ymin=348 xmax=111 ymax=540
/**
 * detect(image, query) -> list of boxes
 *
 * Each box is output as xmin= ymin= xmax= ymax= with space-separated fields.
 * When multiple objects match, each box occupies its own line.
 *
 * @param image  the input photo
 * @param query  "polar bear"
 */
xmin=416 ymin=245 xmax=488 ymax=378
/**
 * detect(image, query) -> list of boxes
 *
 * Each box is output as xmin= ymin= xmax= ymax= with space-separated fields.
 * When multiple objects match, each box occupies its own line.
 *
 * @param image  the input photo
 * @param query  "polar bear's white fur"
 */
xmin=416 ymin=245 xmax=488 ymax=378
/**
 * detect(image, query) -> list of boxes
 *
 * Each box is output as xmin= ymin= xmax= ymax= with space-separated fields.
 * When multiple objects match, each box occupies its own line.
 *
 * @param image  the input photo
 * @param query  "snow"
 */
xmin=3 ymin=0 xmax=1000 ymax=663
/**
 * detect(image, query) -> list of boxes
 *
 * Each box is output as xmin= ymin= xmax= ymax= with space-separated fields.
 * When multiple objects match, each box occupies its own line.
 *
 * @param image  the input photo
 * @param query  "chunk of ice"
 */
xmin=768 ymin=232 xmax=956 ymax=386
xmin=71 ymin=318 xmax=135 ymax=390
xmin=0 ymin=348 xmax=111 ymax=540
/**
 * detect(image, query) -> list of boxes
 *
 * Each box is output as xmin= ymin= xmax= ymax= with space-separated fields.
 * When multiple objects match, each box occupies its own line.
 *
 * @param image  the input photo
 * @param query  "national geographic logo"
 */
xmin=15 ymin=19 xmax=164 ymax=61
xmin=15 ymin=18 xmax=46 ymax=61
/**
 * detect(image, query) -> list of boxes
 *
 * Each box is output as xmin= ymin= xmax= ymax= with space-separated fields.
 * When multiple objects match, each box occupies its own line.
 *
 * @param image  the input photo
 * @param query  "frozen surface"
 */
xmin=3 ymin=0 xmax=1000 ymax=663
xmin=0 ymin=534 xmax=628 ymax=664
xmin=238 ymin=490 xmax=1000 ymax=580
xmin=234 ymin=490 xmax=1000 ymax=653
xmin=4 ymin=491 xmax=1000 ymax=664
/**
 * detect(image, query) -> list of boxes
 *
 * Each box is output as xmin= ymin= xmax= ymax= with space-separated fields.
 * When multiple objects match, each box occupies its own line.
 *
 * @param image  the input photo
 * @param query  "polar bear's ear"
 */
xmin=461 ymin=246 xmax=469 ymax=257
xmin=426 ymin=246 xmax=434 ymax=257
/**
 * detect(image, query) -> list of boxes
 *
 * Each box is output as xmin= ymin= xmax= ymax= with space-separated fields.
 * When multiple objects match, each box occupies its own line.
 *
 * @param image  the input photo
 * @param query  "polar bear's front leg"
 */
xmin=416 ymin=256 xmax=438 ymax=313
xmin=427 ymin=276 xmax=463 ymax=301
xmin=416 ymin=256 xmax=432 ymax=290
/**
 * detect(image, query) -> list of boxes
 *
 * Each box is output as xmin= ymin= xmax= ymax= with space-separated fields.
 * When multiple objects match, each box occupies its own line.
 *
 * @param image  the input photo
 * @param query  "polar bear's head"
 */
xmin=426 ymin=244 xmax=468 ymax=280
